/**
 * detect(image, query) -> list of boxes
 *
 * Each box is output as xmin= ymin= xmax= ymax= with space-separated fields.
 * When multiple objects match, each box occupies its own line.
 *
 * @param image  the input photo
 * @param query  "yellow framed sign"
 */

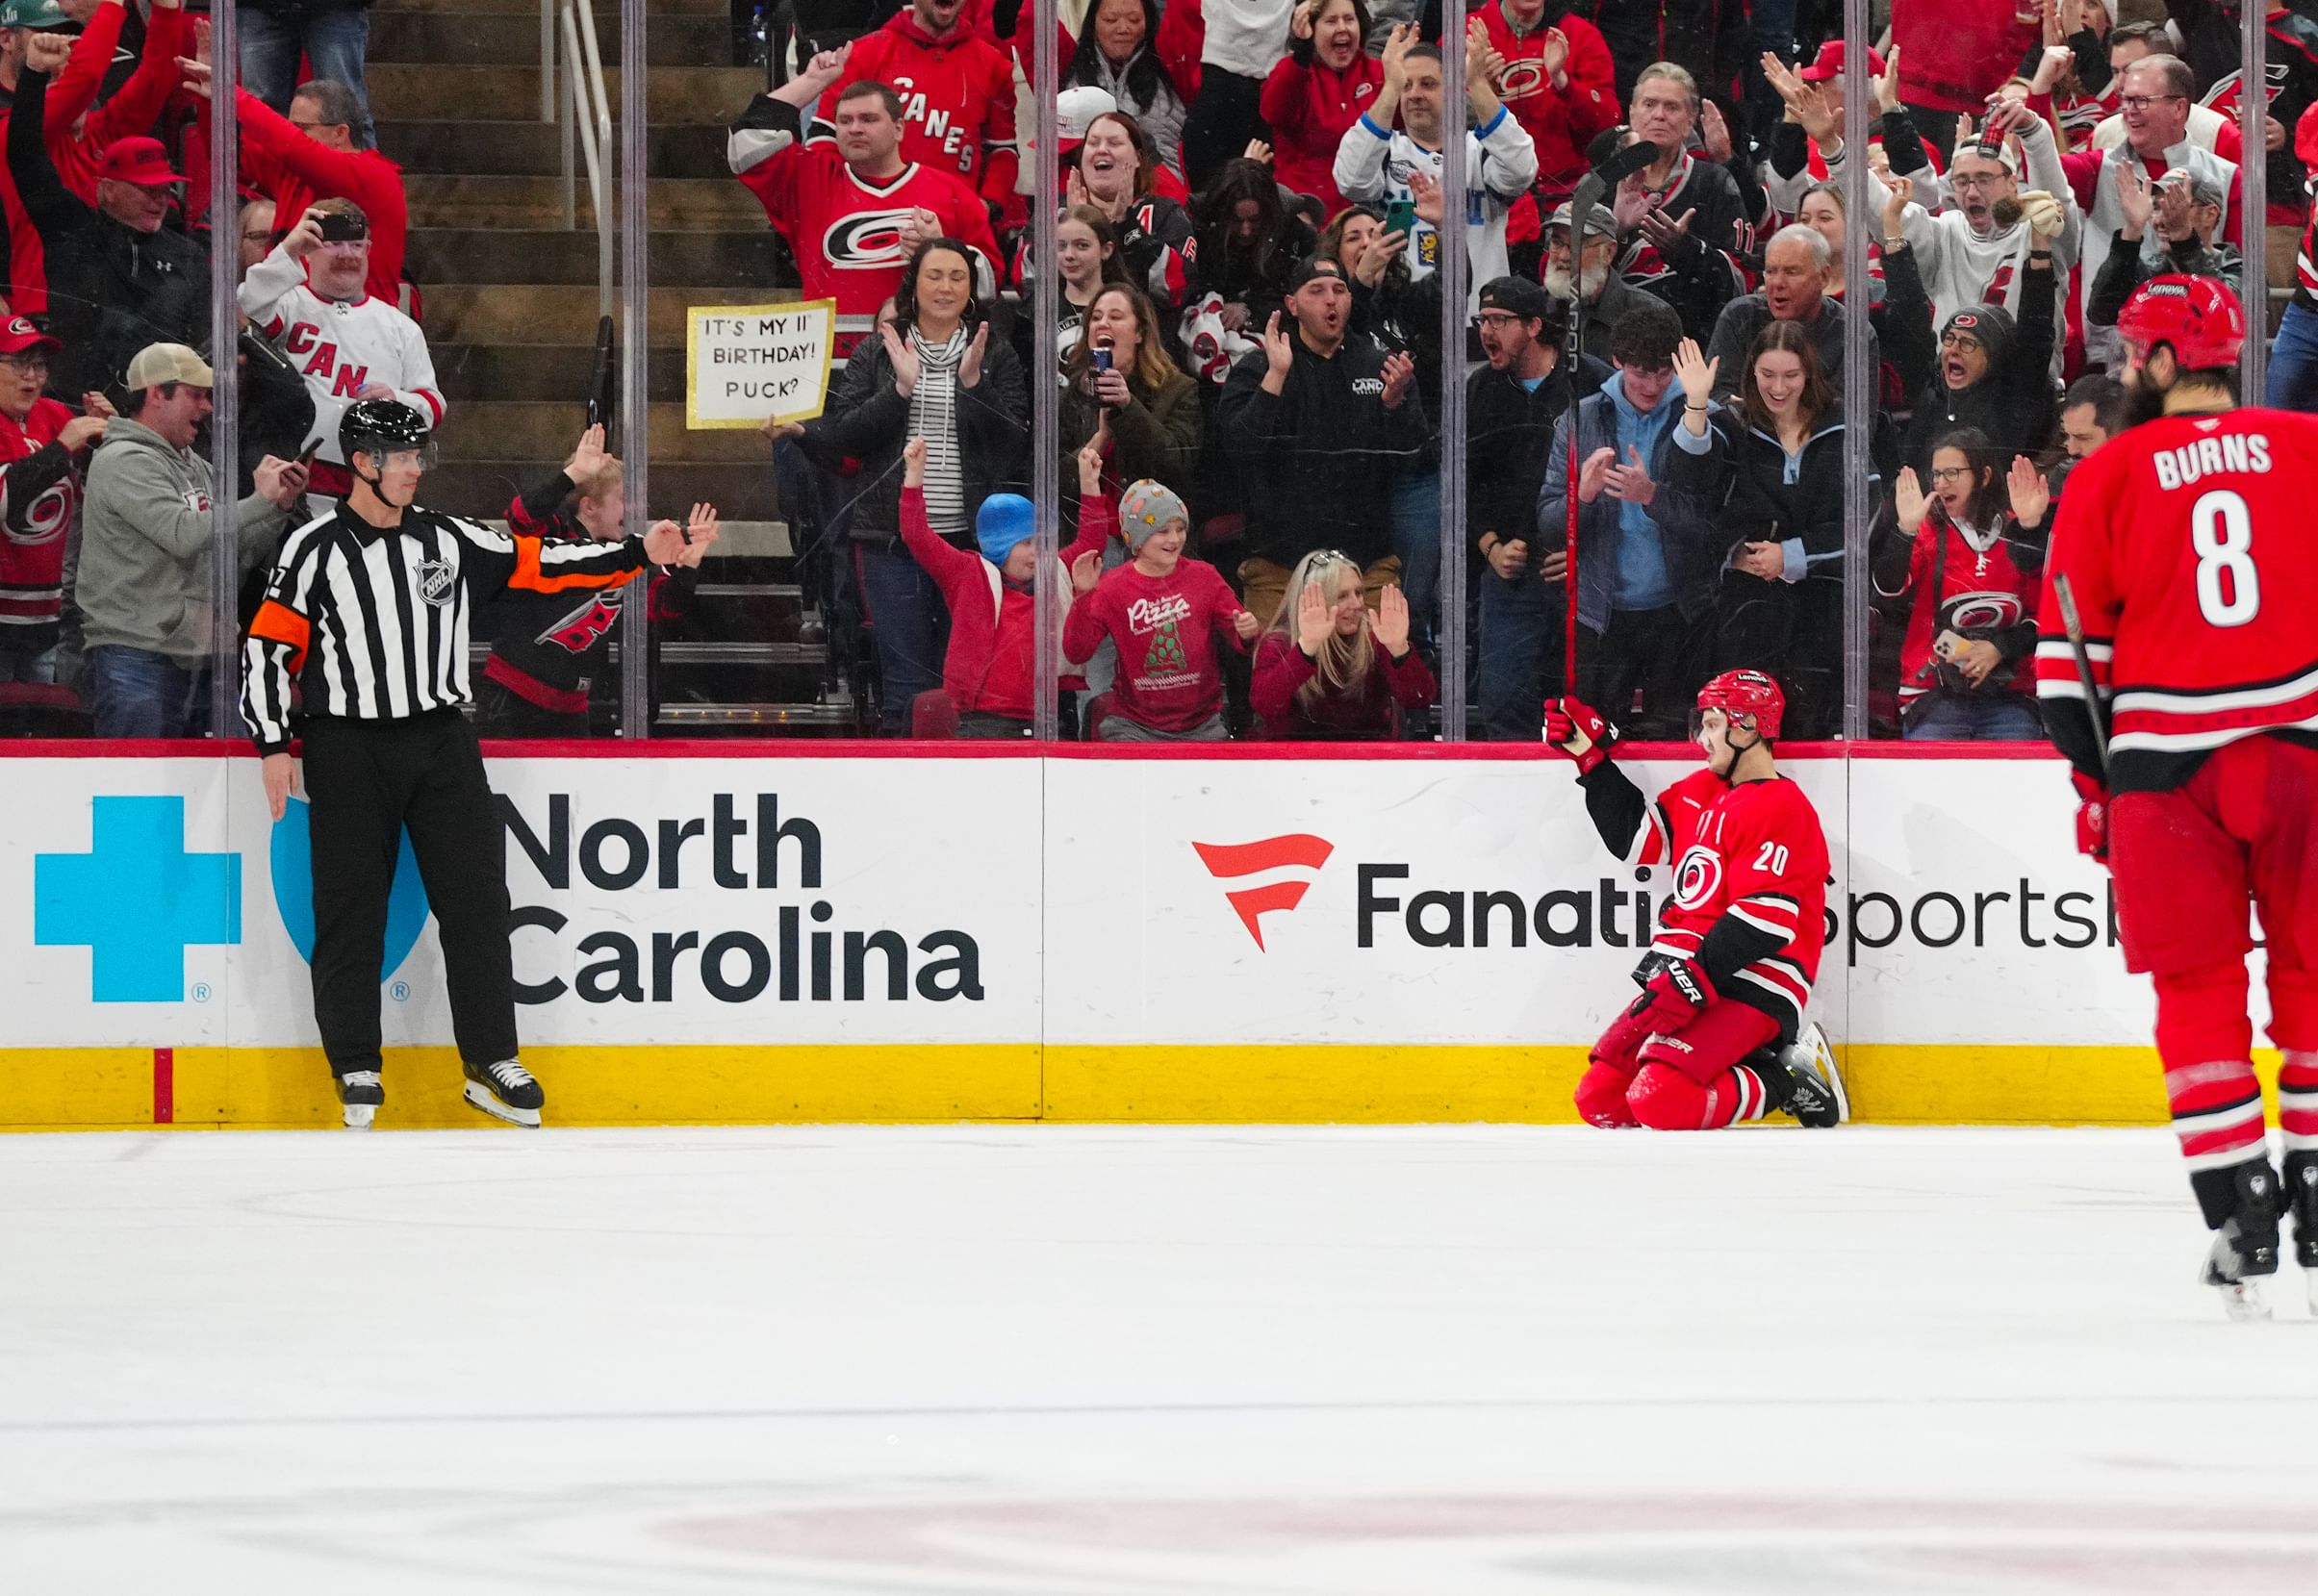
xmin=685 ymin=299 xmax=837 ymax=429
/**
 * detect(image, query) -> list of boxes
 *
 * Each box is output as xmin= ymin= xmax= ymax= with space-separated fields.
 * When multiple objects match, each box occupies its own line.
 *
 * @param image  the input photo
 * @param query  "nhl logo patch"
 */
xmin=416 ymin=555 xmax=456 ymax=607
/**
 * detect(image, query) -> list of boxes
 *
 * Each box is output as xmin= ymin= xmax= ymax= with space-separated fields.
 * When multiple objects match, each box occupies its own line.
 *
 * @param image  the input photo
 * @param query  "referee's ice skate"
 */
xmin=336 ymin=1070 xmax=382 ymax=1130
xmin=465 ymin=1059 xmax=545 ymax=1128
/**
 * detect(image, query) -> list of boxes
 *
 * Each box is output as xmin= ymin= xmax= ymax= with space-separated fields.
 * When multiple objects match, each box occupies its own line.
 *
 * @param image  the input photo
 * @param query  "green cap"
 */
xmin=1 ymin=0 xmax=73 ymax=29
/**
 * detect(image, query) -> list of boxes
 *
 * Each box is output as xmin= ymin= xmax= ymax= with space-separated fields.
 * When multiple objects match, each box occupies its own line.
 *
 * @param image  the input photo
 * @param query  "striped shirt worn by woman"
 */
xmin=908 ymin=326 xmax=969 ymax=538
xmin=242 ymin=504 xmax=650 ymax=753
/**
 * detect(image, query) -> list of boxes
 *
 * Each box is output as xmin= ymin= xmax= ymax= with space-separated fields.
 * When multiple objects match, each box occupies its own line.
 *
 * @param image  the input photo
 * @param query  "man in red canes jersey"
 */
xmin=2034 ymin=274 xmax=2318 ymax=1321
xmin=1544 ymin=669 xmax=1847 ymax=1132
xmin=728 ymin=43 xmax=1002 ymax=358
xmin=808 ymin=0 xmax=1018 ymax=220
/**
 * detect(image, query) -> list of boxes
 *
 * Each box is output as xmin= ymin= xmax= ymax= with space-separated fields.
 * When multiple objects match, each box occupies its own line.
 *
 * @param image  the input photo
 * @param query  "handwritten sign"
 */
xmin=686 ymin=299 xmax=836 ymax=429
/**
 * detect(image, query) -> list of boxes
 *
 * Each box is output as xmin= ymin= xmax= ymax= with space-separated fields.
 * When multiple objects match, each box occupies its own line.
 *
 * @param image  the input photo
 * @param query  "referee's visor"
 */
xmin=346 ymin=437 xmax=439 ymax=472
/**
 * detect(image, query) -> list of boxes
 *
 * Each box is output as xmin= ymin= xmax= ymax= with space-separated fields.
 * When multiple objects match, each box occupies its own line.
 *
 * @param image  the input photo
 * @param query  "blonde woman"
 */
xmin=1248 ymin=547 xmax=1434 ymax=739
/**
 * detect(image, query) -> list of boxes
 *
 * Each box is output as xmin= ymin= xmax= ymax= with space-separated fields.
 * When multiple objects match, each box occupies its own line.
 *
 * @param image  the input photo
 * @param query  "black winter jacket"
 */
xmin=1890 ymin=242 xmax=2059 ymax=473
xmin=793 ymin=322 xmax=1031 ymax=544
xmin=1664 ymin=406 xmax=1864 ymax=586
xmin=8 ymin=67 xmax=209 ymax=405
xmin=1465 ymin=352 xmax=1607 ymax=560
xmin=1214 ymin=332 xmax=1428 ymax=568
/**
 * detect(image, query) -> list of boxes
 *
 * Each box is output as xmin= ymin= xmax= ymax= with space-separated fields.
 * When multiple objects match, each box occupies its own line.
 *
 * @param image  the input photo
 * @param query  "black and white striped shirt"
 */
xmin=242 ymin=504 xmax=648 ymax=753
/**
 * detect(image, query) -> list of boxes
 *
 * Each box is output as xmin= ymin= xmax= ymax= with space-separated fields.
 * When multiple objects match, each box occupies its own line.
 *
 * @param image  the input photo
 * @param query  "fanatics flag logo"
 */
xmin=1192 ymin=834 xmax=1335 ymax=950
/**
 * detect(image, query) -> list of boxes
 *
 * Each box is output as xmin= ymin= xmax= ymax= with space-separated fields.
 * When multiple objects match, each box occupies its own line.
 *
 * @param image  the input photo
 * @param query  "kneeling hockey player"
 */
xmin=1545 ymin=669 xmax=1847 ymax=1130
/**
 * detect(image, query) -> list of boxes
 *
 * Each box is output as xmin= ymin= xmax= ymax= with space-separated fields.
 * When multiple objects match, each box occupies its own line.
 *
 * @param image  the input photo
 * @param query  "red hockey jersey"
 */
xmin=0 ymin=398 xmax=84 ymax=647
xmin=1470 ymin=7 xmax=1619 ymax=199
xmin=812 ymin=12 xmax=1019 ymax=213
xmin=729 ymin=97 xmax=1003 ymax=354
xmin=2036 ymin=407 xmax=2318 ymax=793
xmin=1878 ymin=509 xmax=2043 ymax=711
xmin=1585 ymin=761 xmax=1829 ymax=1039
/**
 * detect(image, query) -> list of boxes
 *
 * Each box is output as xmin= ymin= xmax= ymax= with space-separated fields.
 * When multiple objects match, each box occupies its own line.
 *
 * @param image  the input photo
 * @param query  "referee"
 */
xmin=243 ymin=399 xmax=709 ymax=1128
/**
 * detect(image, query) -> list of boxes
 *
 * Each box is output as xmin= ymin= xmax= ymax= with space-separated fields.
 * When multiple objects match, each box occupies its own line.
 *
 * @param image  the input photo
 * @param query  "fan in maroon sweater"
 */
xmin=1063 ymin=473 xmax=1257 ymax=740
xmin=898 ymin=433 xmax=1113 ymax=737
xmin=1250 ymin=549 xmax=1437 ymax=739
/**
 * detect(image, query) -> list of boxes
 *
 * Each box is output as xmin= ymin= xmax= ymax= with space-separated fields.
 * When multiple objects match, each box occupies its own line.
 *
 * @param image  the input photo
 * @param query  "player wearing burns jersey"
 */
xmin=1544 ymin=671 xmax=1847 ymax=1133
xmin=2035 ymin=274 xmax=2318 ymax=1321
xmin=727 ymin=43 xmax=1003 ymax=356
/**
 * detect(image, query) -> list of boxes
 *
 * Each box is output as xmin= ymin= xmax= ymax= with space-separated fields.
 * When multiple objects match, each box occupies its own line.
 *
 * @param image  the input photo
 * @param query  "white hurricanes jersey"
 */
xmin=239 ymin=246 xmax=446 ymax=469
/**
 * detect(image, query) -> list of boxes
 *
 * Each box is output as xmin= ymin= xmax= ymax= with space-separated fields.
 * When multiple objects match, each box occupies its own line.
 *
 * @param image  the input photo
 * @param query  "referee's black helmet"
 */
xmin=340 ymin=398 xmax=435 ymax=469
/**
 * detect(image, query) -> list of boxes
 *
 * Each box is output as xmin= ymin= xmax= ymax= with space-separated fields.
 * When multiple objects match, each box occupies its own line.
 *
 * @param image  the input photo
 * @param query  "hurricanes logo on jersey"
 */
xmin=0 ymin=478 xmax=71 ymax=545
xmin=539 ymin=589 xmax=625 ymax=653
xmin=824 ymin=209 xmax=917 ymax=272
xmin=1497 ymin=60 xmax=1548 ymax=102
xmin=1671 ymin=845 xmax=1723 ymax=911
xmin=1940 ymin=592 xmax=2024 ymax=631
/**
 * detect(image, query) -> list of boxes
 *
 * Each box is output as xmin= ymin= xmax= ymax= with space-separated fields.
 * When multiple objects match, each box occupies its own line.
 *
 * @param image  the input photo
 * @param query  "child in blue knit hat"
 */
xmin=899 ymin=435 xmax=1112 ymax=736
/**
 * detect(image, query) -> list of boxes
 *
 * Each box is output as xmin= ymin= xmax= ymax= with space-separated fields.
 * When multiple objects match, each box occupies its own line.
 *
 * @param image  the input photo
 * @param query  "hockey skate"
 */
xmin=2288 ymin=1155 xmax=2318 ymax=1314
xmin=464 ymin=1058 xmax=544 ymax=1128
xmin=1777 ymin=1023 xmax=1848 ymax=1127
xmin=337 ymin=1070 xmax=383 ymax=1130
xmin=2201 ymin=1162 xmax=2281 ymax=1322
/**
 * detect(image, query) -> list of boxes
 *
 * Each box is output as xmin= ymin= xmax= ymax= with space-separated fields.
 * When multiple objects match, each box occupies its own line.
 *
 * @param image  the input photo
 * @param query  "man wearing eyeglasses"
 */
xmin=2060 ymin=53 xmax=2243 ymax=370
xmin=178 ymin=58 xmax=410 ymax=315
xmin=1892 ymin=96 xmax=2080 ymax=380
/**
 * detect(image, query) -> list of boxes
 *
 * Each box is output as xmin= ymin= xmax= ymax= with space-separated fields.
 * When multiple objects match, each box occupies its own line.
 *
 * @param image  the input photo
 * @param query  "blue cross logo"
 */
xmin=35 ymin=796 xmax=242 ymax=1002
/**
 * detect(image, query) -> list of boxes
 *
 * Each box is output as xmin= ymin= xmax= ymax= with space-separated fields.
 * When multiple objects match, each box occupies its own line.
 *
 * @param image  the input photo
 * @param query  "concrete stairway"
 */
xmin=371 ymin=0 xmax=851 ymax=730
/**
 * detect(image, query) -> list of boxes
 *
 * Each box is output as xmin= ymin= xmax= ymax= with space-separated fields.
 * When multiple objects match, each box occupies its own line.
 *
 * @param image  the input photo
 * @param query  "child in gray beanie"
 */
xmin=1063 ymin=476 xmax=1259 ymax=740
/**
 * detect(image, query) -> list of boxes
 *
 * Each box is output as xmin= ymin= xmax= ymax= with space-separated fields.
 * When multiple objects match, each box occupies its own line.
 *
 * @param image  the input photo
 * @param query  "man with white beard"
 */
xmin=1542 ymin=199 xmax=1670 ymax=359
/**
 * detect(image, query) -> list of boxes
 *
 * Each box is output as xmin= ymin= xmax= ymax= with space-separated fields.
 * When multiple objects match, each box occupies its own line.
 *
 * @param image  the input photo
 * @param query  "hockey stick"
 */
xmin=1556 ymin=141 xmax=1660 ymax=700
xmin=584 ymin=315 xmax=616 ymax=437
xmin=2052 ymin=571 xmax=2111 ymax=780
xmin=1562 ymin=418 xmax=1581 ymax=697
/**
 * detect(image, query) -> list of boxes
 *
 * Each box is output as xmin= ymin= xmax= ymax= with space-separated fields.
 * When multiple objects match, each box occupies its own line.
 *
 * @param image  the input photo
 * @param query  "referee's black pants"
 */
xmin=303 ymin=710 xmax=518 ymax=1078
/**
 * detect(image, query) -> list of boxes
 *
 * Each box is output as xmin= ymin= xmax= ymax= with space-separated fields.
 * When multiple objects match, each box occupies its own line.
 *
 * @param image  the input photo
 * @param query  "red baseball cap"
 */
xmin=0 ymin=317 xmax=59 ymax=357
xmin=98 ymin=136 xmax=182 ymax=189
xmin=1798 ymin=40 xmax=1886 ymax=82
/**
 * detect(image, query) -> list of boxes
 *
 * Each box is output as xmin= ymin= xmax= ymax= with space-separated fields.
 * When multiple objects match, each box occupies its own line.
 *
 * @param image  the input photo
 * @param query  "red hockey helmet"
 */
xmin=2115 ymin=274 xmax=2246 ymax=371
xmin=1696 ymin=669 xmax=1785 ymax=741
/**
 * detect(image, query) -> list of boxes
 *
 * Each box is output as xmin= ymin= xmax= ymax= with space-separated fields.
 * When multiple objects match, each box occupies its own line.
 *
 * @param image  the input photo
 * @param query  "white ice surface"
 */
xmin=3 ymin=1125 xmax=2316 ymax=1594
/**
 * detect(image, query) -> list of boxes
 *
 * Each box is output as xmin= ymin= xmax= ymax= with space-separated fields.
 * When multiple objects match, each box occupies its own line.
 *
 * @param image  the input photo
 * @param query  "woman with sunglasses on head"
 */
xmin=1249 ymin=547 xmax=1435 ymax=739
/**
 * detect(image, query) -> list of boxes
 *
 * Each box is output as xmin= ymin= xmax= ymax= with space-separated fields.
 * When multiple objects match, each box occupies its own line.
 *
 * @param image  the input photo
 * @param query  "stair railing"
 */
xmin=548 ymin=0 xmax=616 ymax=320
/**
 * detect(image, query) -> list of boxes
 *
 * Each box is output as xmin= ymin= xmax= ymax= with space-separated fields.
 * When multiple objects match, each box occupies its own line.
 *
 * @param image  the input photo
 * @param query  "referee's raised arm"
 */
xmin=235 ymin=398 xmax=713 ymax=1131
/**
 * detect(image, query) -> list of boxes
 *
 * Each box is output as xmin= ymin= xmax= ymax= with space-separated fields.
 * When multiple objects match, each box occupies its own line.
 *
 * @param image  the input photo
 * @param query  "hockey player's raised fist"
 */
xmin=1544 ymin=697 xmax=1615 ymax=774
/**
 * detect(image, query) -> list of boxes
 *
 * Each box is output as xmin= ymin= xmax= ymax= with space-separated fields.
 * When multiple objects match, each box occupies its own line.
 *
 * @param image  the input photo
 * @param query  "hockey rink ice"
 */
xmin=5 ymin=1125 xmax=2317 ymax=1594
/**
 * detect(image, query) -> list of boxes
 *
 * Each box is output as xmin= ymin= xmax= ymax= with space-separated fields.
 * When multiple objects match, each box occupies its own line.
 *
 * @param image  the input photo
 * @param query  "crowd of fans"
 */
xmin=1 ymin=0 xmax=2309 ymax=746
xmin=742 ymin=0 xmax=2318 ymax=743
